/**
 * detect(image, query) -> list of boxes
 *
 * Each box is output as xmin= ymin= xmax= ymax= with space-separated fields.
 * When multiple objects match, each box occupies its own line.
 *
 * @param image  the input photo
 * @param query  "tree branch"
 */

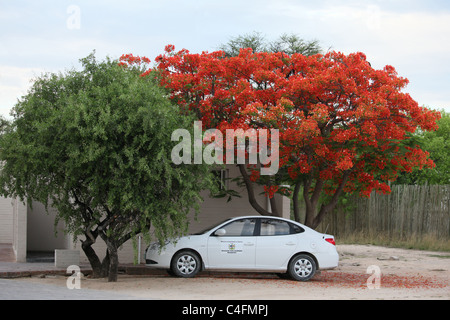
xmin=312 ymin=170 xmax=352 ymax=229
xmin=238 ymin=164 xmax=272 ymax=216
xmin=292 ymin=179 xmax=302 ymax=222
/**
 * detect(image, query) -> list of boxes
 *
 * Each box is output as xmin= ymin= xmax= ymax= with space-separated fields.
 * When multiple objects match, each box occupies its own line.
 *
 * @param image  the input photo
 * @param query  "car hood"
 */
xmin=149 ymin=234 xmax=205 ymax=250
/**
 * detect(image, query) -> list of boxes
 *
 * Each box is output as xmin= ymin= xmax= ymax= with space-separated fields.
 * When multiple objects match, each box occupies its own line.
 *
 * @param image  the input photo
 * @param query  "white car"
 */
xmin=145 ymin=216 xmax=339 ymax=281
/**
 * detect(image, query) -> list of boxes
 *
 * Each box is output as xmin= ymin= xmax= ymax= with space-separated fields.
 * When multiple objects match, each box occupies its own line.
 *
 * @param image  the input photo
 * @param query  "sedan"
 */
xmin=145 ymin=216 xmax=339 ymax=281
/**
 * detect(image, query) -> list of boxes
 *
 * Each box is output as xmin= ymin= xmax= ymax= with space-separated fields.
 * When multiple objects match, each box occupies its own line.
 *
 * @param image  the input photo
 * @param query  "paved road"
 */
xmin=0 ymin=279 xmax=145 ymax=300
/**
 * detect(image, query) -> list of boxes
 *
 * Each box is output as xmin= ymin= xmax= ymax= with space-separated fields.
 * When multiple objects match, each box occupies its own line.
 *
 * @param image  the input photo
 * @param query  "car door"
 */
xmin=255 ymin=218 xmax=303 ymax=270
xmin=207 ymin=218 xmax=257 ymax=269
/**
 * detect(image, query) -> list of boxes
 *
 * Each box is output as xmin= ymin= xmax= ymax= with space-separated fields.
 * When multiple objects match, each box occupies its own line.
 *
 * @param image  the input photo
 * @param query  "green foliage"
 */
xmin=219 ymin=31 xmax=267 ymax=57
xmin=0 ymin=53 xmax=214 ymax=264
xmin=395 ymin=110 xmax=450 ymax=185
xmin=219 ymin=31 xmax=322 ymax=57
xmin=268 ymin=33 xmax=322 ymax=56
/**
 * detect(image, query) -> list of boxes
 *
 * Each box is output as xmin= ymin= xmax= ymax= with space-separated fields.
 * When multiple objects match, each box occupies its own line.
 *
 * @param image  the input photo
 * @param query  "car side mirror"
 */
xmin=214 ymin=228 xmax=226 ymax=236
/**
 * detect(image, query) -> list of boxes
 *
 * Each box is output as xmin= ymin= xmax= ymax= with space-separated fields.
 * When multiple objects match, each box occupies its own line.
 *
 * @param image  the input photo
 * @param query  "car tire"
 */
xmin=171 ymin=250 xmax=201 ymax=278
xmin=288 ymin=254 xmax=316 ymax=281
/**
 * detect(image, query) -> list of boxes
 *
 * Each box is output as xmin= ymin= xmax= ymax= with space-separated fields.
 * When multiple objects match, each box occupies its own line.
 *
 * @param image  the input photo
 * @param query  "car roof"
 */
xmin=226 ymin=215 xmax=310 ymax=228
xmin=228 ymin=215 xmax=298 ymax=222
xmin=230 ymin=215 xmax=288 ymax=219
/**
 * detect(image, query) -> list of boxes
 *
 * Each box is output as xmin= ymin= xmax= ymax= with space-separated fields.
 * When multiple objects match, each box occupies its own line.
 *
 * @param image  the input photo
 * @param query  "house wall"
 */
xmin=0 ymin=197 xmax=13 ymax=244
xmin=26 ymin=201 xmax=68 ymax=252
xmin=12 ymin=198 xmax=27 ymax=262
xmin=0 ymin=197 xmax=70 ymax=261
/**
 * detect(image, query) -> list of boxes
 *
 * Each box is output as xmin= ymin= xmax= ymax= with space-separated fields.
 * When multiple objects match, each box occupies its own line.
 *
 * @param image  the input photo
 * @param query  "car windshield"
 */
xmin=191 ymin=218 xmax=232 ymax=235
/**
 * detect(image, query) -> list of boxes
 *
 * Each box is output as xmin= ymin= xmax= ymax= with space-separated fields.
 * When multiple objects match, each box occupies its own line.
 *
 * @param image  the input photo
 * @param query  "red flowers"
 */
xmin=121 ymin=45 xmax=441 ymax=201
xmin=118 ymin=53 xmax=150 ymax=67
xmin=263 ymin=185 xmax=279 ymax=198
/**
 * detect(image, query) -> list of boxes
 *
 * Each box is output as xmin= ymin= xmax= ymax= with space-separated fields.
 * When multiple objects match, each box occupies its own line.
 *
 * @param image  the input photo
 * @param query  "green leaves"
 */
xmin=395 ymin=110 xmax=450 ymax=185
xmin=0 ymin=53 xmax=215 ymax=274
xmin=219 ymin=31 xmax=322 ymax=57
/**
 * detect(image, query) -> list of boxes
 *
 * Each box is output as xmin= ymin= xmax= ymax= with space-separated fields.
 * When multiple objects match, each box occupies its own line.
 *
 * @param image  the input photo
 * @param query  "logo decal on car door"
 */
xmin=221 ymin=241 xmax=243 ymax=254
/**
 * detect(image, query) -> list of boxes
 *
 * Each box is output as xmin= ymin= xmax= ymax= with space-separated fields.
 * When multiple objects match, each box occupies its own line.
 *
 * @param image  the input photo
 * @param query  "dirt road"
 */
xmin=15 ymin=244 xmax=449 ymax=300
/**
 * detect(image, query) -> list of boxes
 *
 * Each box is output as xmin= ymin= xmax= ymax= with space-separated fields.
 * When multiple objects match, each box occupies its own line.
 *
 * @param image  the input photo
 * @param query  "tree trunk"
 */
xmin=81 ymin=233 xmax=108 ymax=278
xmin=303 ymin=194 xmax=333 ymax=229
xmin=238 ymin=164 xmax=277 ymax=216
xmin=304 ymin=203 xmax=316 ymax=228
xmin=303 ymin=177 xmax=323 ymax=228
xmin=106 ymin=240 xmax=119 ymax=282
xmin=292 ymin=180 xmax=302 ymax=222
xmin=100 ymin=250 xmax=110 ymax=278
xmin=301 ymin=171 xmax=351 ymax=229
xmin=269 ymin=195 xmax=279 ymax=216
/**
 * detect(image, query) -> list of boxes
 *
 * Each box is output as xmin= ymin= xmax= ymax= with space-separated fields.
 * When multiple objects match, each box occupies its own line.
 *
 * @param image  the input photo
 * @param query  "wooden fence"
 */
xmin=316 ymin=185 xmax=450 ymax=240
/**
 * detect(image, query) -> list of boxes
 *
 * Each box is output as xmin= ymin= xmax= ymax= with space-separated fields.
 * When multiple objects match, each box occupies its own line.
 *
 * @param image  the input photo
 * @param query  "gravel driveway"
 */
xmin=0 ymin=278 xmax=145 ymax=300
xmin=3 ymin=245 xmax=449 ymax=300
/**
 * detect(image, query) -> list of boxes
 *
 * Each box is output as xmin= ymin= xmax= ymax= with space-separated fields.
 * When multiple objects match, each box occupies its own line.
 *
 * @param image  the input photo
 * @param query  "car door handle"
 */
xmin=244 ymin=242 xmax=254 ymax=246
xmin=285 ymin=242 xmax=296 ymax=246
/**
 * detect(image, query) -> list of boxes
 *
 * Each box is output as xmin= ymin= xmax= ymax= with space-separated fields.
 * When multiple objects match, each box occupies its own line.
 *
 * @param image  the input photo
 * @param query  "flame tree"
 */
xmin=122 ymin=46 xmax=440 ymax=229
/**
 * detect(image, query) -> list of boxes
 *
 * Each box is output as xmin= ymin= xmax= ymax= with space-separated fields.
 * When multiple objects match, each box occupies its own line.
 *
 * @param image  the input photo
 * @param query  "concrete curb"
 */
xmin=0 ymin=263 xmax=280 ymax=280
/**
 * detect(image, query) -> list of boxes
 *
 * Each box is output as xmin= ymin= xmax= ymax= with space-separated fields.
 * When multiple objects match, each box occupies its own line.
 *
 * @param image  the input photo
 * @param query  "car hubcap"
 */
xmin=294 ymin=258 xmax=313 ymax=278
xmin=177 ymin=255 xmax=196 ymax=274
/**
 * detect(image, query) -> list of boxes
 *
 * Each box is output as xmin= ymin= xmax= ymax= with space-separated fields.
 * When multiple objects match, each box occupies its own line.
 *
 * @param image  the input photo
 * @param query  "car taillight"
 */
xmin=325 ymin=238 xmax=336 ymax=246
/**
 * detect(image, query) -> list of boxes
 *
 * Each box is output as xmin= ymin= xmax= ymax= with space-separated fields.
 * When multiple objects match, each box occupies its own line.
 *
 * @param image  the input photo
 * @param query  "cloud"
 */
xmin=0 ymin=66 xmax=47 ymax=118
xmin=259 ymin=1 xmax=450 ymax=111
xmin=0 ymin=0 xmax=448 ymax=116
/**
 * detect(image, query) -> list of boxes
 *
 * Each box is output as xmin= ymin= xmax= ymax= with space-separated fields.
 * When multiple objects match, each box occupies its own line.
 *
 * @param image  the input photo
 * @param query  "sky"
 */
xmin=1 ymin=0 xmax=449 ymax=118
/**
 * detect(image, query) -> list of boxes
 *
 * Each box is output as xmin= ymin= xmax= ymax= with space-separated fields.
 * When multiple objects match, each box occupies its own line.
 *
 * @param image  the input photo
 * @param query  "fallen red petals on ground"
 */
xmin=309 ymin=271 xmax=447 ymax=289
xmin=205 ymin=271 xmax=447 ymax=290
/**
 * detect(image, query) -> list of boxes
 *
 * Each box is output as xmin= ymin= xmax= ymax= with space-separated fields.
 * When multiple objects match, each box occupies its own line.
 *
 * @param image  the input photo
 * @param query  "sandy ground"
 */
xmin=17 ymin=244 xmax=449 ymax=300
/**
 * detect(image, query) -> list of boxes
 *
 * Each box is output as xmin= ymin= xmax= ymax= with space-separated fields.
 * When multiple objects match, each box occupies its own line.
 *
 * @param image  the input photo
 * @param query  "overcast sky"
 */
xmin=1 ymin=0 xmax=449 ymax=118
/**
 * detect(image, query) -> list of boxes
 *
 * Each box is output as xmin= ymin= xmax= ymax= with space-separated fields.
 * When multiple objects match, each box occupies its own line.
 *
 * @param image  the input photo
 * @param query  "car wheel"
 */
xmin=288 ymin=254 xmax=316 ymax=281
xmin=171 ymin=251 xmax=201 ymax=278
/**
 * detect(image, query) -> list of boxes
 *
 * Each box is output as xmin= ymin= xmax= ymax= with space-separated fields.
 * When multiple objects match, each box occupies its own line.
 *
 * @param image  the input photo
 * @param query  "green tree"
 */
xmin=219 ymin=31 xmax=322 ymax=57
xmin=395 ymin=110 xmax=450 ymax=185
xmin=0 ymin=53 xmax=214 ymax=282
xmin=267 ymin=33 xmax=322 ymax=56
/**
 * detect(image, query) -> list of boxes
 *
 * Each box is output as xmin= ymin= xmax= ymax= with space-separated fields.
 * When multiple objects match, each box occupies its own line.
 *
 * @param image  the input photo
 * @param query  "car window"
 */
xmin=260 ymin=219 xmax=303 ymax=236
xmin=290 ymin=223 xmax=304 ymax=234
xmin=192 ymin=218 xmax=232 ymax=235
xmin=220 ymin=218 xmax=256 ymax=236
